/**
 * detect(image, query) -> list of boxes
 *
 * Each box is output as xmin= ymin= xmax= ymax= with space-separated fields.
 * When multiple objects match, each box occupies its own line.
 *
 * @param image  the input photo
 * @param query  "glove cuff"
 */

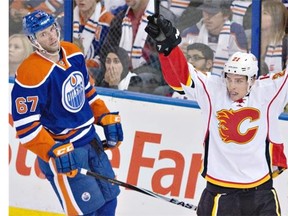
xmin=98 ymin=112 xmax=121 ymax=126
xmin=49 ymin=142 xmax=74 ymax=158
xmin=156 ymin=28 xmax=182 ymax=56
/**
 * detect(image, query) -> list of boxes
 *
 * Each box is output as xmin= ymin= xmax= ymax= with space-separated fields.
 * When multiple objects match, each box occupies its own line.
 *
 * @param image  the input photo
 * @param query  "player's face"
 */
xmin=35 ymin=24 xmax=60 ymax=53
xmin=225 ymin=73 xmax=249 ymax=101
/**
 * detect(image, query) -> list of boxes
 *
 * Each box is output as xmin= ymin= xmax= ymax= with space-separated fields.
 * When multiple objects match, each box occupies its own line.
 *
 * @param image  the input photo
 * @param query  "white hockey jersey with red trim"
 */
xmin=159 ymin=47 xmax=288 ymax=188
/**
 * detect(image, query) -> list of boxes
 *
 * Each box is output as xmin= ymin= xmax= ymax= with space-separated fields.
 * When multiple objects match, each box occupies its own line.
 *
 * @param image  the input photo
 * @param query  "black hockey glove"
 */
xmin=145 ymin=14 xmax=181 ymax=56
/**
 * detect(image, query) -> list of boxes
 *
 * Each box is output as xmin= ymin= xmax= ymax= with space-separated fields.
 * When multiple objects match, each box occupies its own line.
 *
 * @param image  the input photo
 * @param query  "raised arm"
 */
xmin=145 ymin=15 xmax=192 ymax=91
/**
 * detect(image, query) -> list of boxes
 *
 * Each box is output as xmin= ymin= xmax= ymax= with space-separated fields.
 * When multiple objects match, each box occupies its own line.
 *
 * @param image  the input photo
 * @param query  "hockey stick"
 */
xmin=101 ymin=140 xmax=109 ymax=149
xmin=80 ymin=168 xmax=198 ymax=211
xmin=154 ymin=0 xmax=160 ymax=16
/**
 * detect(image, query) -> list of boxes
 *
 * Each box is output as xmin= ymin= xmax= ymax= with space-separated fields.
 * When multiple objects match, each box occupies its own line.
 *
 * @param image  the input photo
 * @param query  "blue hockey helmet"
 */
xmin=23 ymin=10 xmax=55 ymax=36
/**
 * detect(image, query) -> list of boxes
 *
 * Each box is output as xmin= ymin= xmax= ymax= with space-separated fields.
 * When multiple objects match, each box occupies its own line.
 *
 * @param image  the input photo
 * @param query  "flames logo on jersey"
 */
xmin=62 ymin=71 xmax=85 ymax=113
xmin=217 ymin=108 xmax=260 ymax=144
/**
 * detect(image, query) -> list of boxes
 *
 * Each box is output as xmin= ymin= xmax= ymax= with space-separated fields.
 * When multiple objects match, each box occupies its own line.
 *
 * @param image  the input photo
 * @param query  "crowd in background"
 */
xmin=8 ymin=0 xmax=288 ymax=112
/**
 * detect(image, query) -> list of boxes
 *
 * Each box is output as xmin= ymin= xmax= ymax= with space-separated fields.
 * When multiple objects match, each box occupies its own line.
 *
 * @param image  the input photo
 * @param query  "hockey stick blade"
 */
xmin=80 ymin=168 xmax=197 ymax=211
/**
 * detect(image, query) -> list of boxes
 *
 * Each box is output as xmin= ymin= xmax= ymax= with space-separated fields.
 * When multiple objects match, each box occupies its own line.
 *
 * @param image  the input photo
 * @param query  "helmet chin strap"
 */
xmin=246 ymin=75 xmax=256 ymax=94
xmin=31 ymin=41 xmax=60 ymax=56
xmin=39 ymin=45 xmax=60 ymax=56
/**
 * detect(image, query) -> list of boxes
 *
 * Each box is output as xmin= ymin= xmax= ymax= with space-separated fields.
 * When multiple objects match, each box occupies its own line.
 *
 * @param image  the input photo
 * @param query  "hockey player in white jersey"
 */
xmin=145 ymin=14 xmax=288 ymax=215
xmin=11 ymin=10 xmax=123 ymax=215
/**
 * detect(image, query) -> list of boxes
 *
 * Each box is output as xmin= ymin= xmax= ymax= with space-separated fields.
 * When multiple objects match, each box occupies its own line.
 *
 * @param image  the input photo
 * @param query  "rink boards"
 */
xmin=9 ymin=85 xmax=288 ymax=216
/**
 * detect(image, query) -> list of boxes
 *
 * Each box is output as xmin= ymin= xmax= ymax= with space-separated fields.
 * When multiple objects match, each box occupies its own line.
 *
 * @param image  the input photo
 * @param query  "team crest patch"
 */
xmin=81 ymin=192 xmax=91 ymax=202
xmin=62 ymin=71 xmax=85 ymax=113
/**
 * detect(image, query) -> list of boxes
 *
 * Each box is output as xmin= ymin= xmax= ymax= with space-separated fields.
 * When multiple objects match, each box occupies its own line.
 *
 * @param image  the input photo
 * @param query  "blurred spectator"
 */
xmin=186 ymin=43 xmax=214 ymax=72
xmin=180 ymin=0 xmax=248 ymax=74
xmin=139 ymin=72 xmax=163 ymax=94
xmin=127 ymin=75 xmax=143 ymax=92
xmin=73 ymin=0 xmax=114 ymax=69
xmin=9 ymin=33 xmax=33 ymax=77
xmin=103 ymin=0 xmax=126 ymax=14
xmin=285 ymin=104 xmax=288 ymax=113
xmin=281 ymin=0 xmax=288 ymax=9
xmin=259 ymin=61 xmax=269 ymax=76
xmin=231 ymin=0 xmax=252 ymax=26
xmin=160 ymin=0 xmax=191 ymax=17
xmin=72 ymin=37 xmax=100 ymax=85
xmin=231 ymin=0 xmax=252 ymax=48
xmin=239 ymin=0 xmax=288 ymax=75
xmin=100 ymin=0 xmax=177 ymax=71
xmin=10 ymin=0 xmax=64 ymax=15
xmin=110 ymin=4 xmax=129 ymax=16
xmin=9 ymin=1 xmax=28 ymax=35
xmin=9 ymin=0 xmax=64 ymax=35
xmin=174 ymin=1 xmax=203 ymax=33
xmin=173 ymin=42 xmax=214 ymax=99
xmin=132 ymin=65 xmax=164 ymax=94
xmin=153 ymin=85 xmax=174 ymax=97
xmin=99 ymin=46 xmax=141 ymax=90
xmin=260 ymin=0 xmax=288 ymax=74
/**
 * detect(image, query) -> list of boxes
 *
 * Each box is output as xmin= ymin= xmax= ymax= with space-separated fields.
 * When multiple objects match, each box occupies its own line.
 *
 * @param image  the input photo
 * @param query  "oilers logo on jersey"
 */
xmin=62 ymin=71 xmax=85 ymax=113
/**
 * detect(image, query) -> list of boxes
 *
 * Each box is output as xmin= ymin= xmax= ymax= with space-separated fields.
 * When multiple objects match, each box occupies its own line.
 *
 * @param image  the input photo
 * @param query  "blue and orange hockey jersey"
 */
xmin=11 ymin=41 xmax=110 ymax=162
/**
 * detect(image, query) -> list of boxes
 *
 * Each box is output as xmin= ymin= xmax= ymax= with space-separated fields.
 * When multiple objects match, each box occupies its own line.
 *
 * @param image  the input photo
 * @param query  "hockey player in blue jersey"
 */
xmin=11 ymin=10 xmax=123 ymax=215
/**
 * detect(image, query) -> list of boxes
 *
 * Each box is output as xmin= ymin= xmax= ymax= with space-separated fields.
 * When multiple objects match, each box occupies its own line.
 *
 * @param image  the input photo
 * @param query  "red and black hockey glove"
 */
xmin=98 ymin=112 xmax=123 ymax=149
xmin=145 ymin=14 xmax=181 ymax=56
xmin=48 ymin=142 xmax=78 ymax=178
